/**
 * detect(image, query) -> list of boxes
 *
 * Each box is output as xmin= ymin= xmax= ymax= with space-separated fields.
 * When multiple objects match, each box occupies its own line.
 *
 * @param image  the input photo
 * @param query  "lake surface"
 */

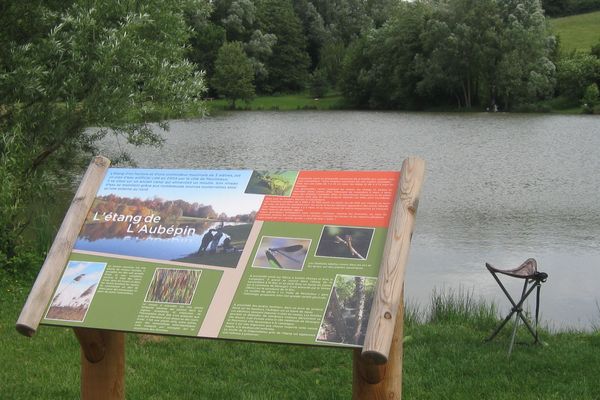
xmin=98 ymin=111 xmax=600 ymax=330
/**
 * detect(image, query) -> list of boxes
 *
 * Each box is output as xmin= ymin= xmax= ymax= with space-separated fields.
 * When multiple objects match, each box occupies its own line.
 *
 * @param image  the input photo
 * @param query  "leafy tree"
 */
xmin=293 ymin=0 xmax=330 ymax=68
xmin=256 ymin=0 xmax=310 ymax=92
xmin=212 ymin=42 xmax=256 ymax=107
xmin=339 ymin=37 xmax=373 ymax=107
xmin=582 ymin=82 xmax=600 ymax=112
xmin=365 ymin=2 xmax=430 ymax=109
xmin=221 ymin=0 xmax=257 ymax=41
xmin=309 ymin=68 xmax=329 ymax=98
xmin=591 ymin=41 xmax=600 ymax=59
xmin=493 ymin=0 xmax=556 ymax=109
xmin=0 ymin=0 xmax=206 ymax=272
xmin=318 ymin=40 xmax=346 ymax=87
xmin=313 ymin=0 xmax=373 ymax=45
xmin=556 ymin=52 xmax=600 ymax=100
xmin=188 ymin=20 xmax=226 ymax=83
xmin=542 ymin=0 xmax=600 ymax=16
xmin=243 ymin=29 xmax=277 ymax=83
xmin=417 ymin=0 xmax=503 ymax=109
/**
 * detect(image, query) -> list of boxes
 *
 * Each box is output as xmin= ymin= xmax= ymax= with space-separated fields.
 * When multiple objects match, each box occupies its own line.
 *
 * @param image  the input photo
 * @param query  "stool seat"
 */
xmin=485 ymin=258 xmax=548 ymax=356
xmin=486 ymin=258 xmax=547 ymax=281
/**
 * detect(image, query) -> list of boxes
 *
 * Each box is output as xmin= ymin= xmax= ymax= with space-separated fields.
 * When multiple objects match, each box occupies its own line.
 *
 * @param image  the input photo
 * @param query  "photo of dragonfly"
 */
xmin=253 ymin=236 xmax=311 ymax=271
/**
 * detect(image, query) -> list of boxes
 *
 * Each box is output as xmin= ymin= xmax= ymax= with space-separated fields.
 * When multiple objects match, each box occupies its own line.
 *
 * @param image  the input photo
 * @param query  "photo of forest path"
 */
xmin=317 ymin=275 xmax=377 ymax=346
xmin=145 ymin=268 xmax=201 ymax=304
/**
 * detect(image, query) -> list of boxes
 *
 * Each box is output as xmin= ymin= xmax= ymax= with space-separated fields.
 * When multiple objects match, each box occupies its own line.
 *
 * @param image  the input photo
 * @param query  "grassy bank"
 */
xmin=204 ymin=93 xmax=586 ymax=115
xmin=550 ymin=11 xmax=600 ymax=53
xmin=207 ymin=93 xmax=346 ymax=112
xmin=2 ymin=277 xmax=599 ymax=399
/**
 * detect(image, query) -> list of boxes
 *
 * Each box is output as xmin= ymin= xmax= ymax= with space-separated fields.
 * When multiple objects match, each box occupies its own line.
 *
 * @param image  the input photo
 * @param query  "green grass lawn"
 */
xmin=550 ymin=11 xmax=600 ymax=53
xmin=2 ymin=276 xmax=599 ymax=399
xmin=207 ymin=92 xmax=346 ymax=112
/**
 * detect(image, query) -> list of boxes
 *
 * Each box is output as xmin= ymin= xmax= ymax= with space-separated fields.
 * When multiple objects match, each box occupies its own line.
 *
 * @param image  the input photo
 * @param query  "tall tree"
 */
xmin=494 ymin=0 xmax=556 ymax=109
xmin=256 ymin=0 xmax=310 ymax=92
xmin=0 ymin=0 xmax=207 ymax=272
xmin=212 ymin=42 xmax=256 ymax=107
xmin=417 ymin=0 xmax=554 ymax=109
xmin=418 ymin=0 xmax=502 ymax=108
xmin=187 ymin=19 xmax=226 ymax=84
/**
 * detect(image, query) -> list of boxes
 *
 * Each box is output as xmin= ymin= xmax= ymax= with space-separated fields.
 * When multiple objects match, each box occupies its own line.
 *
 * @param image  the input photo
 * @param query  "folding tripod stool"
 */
xmin=485 ymin=258 xmax=548 ymax=356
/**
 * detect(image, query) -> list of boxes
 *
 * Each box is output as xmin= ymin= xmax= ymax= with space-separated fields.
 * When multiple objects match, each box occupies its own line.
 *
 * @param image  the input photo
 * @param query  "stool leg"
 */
xmin=507 ymin=279 xmax=528 ymax=356
xmin=486 ymin=271 xmax=517 ymax=342
xmin=508 ymin=312 xmax=520 ymax=357
xmin=534 ymin=282 xmax=541 ymax=344
xmin=486 ymin=310 xmax=515 ymax=342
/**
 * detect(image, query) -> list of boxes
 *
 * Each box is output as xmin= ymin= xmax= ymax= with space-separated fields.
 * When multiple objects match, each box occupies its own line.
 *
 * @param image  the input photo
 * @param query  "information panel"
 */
xmin=42 ymin=168 xmax=400 ymax=348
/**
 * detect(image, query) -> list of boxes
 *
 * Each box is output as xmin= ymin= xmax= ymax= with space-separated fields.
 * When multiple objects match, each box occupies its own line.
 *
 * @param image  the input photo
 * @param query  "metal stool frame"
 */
xmin=485 ymin=259 xmax=548 ymax=356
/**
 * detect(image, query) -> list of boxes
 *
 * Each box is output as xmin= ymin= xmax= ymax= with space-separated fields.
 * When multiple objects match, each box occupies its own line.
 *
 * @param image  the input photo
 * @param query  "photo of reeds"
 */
xmin=244 ymin=170 xmax=298 ymax=196
xmin=316 ymin=275 xmax=377 ymax=346
xmin=144 ymin=268 xmax=201 ymax=304
xmin=45 ymin=261 xmax=107 ymax=322
xmin=315 ymin=226 xmax=375 ymax=260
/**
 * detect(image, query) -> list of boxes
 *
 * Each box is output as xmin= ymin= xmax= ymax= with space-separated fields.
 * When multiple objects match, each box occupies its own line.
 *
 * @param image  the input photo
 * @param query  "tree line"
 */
xmin=1 ymin=0 xmax=599 ymax=275
xmin=193 ymin=0 xmax=599 ymax=111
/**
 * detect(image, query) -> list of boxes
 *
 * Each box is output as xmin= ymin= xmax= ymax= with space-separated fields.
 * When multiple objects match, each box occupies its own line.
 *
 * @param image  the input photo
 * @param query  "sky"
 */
xmin=50 ymin=261 xmax=106 ymax=308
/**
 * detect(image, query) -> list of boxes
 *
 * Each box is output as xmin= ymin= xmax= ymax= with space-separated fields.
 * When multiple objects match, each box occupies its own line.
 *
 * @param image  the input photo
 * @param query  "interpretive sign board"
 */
xmin=42 ymin=168 xmax=400 ymax=348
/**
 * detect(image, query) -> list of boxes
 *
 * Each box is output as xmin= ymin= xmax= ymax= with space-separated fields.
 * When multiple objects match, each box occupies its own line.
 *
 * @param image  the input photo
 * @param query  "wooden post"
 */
xmin=76 ymin=329 xmax=125 ymax=400
xmin=16 ymin=156 xmax=111 ymax=337
xmin=353 ymin=288 xmax=404 ymax=400
xmin=353 ymin=157 xmax=425 ymax=400
xmin=361 ymin=157 xmax=424 ymax=364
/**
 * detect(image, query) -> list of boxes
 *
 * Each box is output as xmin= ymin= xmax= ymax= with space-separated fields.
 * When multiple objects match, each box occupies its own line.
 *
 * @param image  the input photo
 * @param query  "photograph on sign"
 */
xmin=244 ymin=170 xmax=299 ymax=196
xmin=74 ymin=169 xmax=262 ymax=268
xmin=315 ymin=225 xmax=375 ymax=260
xmin=144 ymin=268 xmax=202 ymax=305
xmin=252 ymin=236 xmax=311 ymax=271
xmin=45 ymin=260 xmax=107 ymax=322
xmin=316 ymin=274 xmax=377 ymax=346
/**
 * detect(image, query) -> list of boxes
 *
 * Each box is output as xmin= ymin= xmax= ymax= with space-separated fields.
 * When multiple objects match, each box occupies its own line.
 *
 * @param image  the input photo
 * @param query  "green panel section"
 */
xmin=42 ymin=253 xmax=222 ymax=337
xmin=219 ymin=221 xmax=387 ymax=347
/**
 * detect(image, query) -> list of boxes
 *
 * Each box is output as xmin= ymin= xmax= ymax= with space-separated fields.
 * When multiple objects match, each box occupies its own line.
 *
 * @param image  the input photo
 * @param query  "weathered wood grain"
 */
xmin=74 ymin=327 xmax=106 ymax=363
xmin=353 ymin=287 xmax=405 ymax=399
xmin=16 ymin=156 xmax=110 ymax=337
xmin=361 ymin=157 xmax=425 ymax=364
xmin=80 ymin=329 xmax=125 ymax=400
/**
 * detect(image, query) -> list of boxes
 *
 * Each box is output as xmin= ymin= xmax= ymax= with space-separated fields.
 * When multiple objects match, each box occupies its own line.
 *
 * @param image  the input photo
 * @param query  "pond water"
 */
xmin=98 ymin=111 xmax=600 ymax=330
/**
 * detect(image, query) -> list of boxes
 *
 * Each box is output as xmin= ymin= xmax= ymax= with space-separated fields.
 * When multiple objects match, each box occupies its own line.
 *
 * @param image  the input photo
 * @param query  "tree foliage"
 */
xmin=0 ymin=0 xmax=207 ymax=272
xmin=541 ymin=0 xmax=600 ymax=16
xmin=256 ymin=0 xmax=311 ymax=92
xmin=556 ymin=52 xmax=600 ymax=99
xmin=212 ymin=41 xmax=256 ymax=107
xmin=340 ymin=0 xmax=556 ymax=110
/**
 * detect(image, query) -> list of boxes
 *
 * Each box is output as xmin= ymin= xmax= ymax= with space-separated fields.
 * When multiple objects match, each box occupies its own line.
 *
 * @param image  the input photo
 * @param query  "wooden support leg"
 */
xmin=352 ymin=292 xmax=404 ymax=400
xmin=74 ymin=328 xmax=125 ymax=400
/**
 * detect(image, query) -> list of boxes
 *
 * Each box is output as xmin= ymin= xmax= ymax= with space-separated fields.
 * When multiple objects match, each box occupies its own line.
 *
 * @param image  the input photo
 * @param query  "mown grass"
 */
xmin=207 ymin=92 xmax=346 ymax=112
xmin=550 ymin=11 xmax=600 ymax=53
xmin=2 ymin=275 xmax=600 ymax=399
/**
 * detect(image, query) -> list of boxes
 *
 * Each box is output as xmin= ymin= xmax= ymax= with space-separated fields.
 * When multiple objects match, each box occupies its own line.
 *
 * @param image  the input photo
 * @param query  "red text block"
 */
xmin=256 ymin=171 xmax=400 ymax=227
